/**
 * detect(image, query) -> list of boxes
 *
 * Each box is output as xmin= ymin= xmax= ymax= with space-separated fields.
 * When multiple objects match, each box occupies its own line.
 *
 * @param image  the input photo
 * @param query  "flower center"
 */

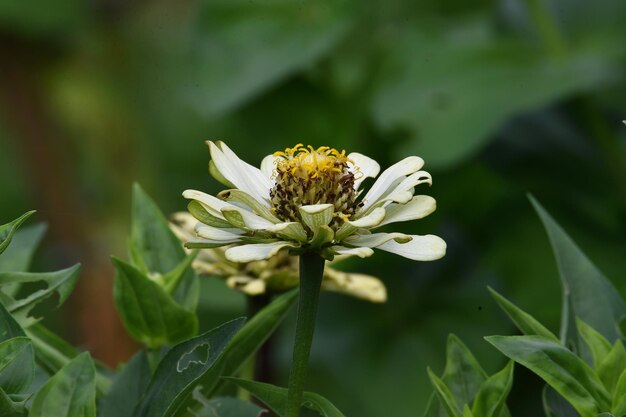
xmin=269 ymin=144 xmax=360 ymax=229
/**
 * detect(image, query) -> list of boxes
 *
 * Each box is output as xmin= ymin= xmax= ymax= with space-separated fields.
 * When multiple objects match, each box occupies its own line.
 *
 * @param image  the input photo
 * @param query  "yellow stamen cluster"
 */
xmin=270 ymin=144 xmax=361 ymax=231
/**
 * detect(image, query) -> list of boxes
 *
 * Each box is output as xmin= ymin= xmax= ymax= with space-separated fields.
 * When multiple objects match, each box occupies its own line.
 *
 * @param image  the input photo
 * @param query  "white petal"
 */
xmin=335 ymin=207 xmax=386 ymax=240
xmin=227 ymin=276 xmax=266 ymax=295
xmin=376 ymin=234 xmax=446 ymax=261
xmin=347 ymin=207 xmax=385 ymax=228
xmin=348 ymin=152 xmax=380 ymax=190
xmin=322 ymin=269 xmax=387 ymax=303
xmin=378 ymin=195 xmax=436 ymax=227
xmin=344 ymin=232 xmax=412 ymax=248
xmin=195 ymin=225 xmax=244 ymax=241
xmin=260 ymin=154 xmax=278 ymax=181
xmin=329 ymin=246 xmax=374 ymax=258
xmin=382 ymin=170 xmax=432 ymax=204
xmin=221 ymin=206 xmax=275 ymax=230
xmin=265 ymin=222 xmax=308 ymax=242
xmin=209 ymin=141 xmax=272 ymax=204
xmin=360 ymin=156 xmax=424 ymax=211
xmin=225 ymin=242 xmax=296 ymax=263
xmin=183 ymin=189 xmax=231 ymax=218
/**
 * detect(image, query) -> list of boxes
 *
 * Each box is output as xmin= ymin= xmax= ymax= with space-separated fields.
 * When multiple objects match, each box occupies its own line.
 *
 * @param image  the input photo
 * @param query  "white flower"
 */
xmin=182 ymin=141 xmax=446 ymax=264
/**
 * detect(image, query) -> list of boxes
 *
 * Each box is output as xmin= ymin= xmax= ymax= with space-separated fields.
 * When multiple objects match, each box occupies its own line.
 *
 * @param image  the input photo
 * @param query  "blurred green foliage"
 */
xmin=0 ymin=0 xmax=625 ymax=416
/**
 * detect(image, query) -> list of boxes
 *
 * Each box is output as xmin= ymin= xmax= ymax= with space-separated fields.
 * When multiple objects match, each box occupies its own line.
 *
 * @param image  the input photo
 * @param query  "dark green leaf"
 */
xmin=0 ymin=223 xmax=46 ymax=273
xmin=112 ymin=257 xmax=198 ymax=348
xmin=25 ymin=323 xmax=112 ymax=396
xmin=100 ymin=351 xmax=151 ymax=417
xmin=488 ymin=287 xmax=559 ymax=342
xmin=0 ymin=387 xmax=27 ymax=417
xmin=188 ymin=289 xmax=297 ymax=406
xmin=486 ymin=335 xmax=610 ymax=417
xmin=471 ymin=361 xmax=514 ymax=417
xmin=30 ymin=352 xmax=97 ymax=417
xmin=0 ymin=337 xmax=34 ymax=395
xmin=531 ymin=196 xmax=626 ymax=358
xmin=226 ymin=378 xmax=347 ymax=417
xmin=577 ymin=320 xmax=613 ymax=370
xmin=132 ymin=318 xmax=245 ymax=417
xmin=0 ymin=264 xmax=80 ymax=327
xmin=193 ymin=395 xmax=264 ymax=417
xmin=129 ymin=183 xmax=198 ymax=309
xmin=373 ymin=26 xmax=617 ymax=168
xmin=542 ymin=386 xmax=579 ymax=417
xmin=0 ymin=302 xmax=26 ymax=342
xmin=183 ymin=0 xmax=352 ymax=117
xmin=427 ymin=368 xmax=462 ymax=417
xmin=612 ymin=369 xmax=626 ymax=415
xmin=0 ymin=211 xmax=35 ymax=256
xmin=597 ymin=341 xmax=626 ymax=395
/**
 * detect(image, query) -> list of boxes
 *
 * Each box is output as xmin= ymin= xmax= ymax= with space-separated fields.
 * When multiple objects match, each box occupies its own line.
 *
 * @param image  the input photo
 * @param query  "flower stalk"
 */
xmin=285 ymin=253 xmax=325 ymax=417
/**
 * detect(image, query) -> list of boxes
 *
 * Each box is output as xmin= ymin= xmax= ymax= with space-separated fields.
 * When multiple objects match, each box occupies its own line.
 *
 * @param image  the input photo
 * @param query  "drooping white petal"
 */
xmin=322 ymin=269 xmax=387 ymax=303
xmin=360 ymin=156 xmax=424 ymax=211
xmin=344 ymin=232 xmax=412 ymax=248
xmin=195 ymin=225 xmax=244 ymax=241
xmin=378 ymin=195 xmax=436 ymax=227
xmin=260 ymin=154 xmax=278 ymax=181
xmin=185 ymin=238 xmax=240 ymax=249
xmin=225 ymin=242 xmax=296 ymax=263
xmin=329 ymin=246 xmax=374 ymax=258
xmin=348 ymin=152 xmax=380 ymax=190
xmin=376 ymin=234 xmax=446 ymax=261
xmin=209 ymin=141 xmax=272 ymax=204
xmin=226 ymin=276 xmax=266 ymax=296
xmin=217 ymin=189 xmax=280 ymax=223
xmin=183 ymin=189 xmax=231 ymax=218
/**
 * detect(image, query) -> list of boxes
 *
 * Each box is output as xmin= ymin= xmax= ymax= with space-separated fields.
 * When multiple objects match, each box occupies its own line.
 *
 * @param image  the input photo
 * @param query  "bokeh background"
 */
xmin=1 ymin=0 xmax=625 ymax=415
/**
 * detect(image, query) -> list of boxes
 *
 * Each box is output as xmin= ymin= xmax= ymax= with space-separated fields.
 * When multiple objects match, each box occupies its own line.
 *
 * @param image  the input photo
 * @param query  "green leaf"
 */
xmin=226 ymin=378 xmax=347 ymax=417
xmin=373 ymin=25 xmax=617 ymax=168
xmin=0 ymin=387 xmax=27 ymax=417
xmin=597 ymin=341 xmax=626 ymax=395
xmin=427 ymin=368 xmax=462 ymax=417
xmin=112 ymin=257 xmax=198 ymax=348
xmin=184 ymin=290 xmax=298 ymax=413
xmin=100 ymin=351 xmax=151 ymax=417
xmin=0 ymin=301 xmax=26 ymax=342
xmin=30 ymin=352 xmax=97 ymax=417
xmin=131 ymin=318 xmax=245 ymax=417
xmin=183 ymin=0 xmax=352 ymax=117
xmin=543 ymin=386 xmax=579 ymax=417
xmin=577 ymin=319 xmax=613 ymax=370
xmin=25 ymin=323 xmax=112 ymax=396
xmin=471 ymin=361 xmax=514 ymax=417
xmin=0 ymin=223 xmax=46 ymax=273
xmin=463 ymin=405 xmax=474 ymax=417
xmin=0 ymin=264 xmax=81 ymax=327
xmin=486 ymin=335 xmax=610 ymax=417
xmin=531 ymin=196 xmax=626 ymax=357
xmin=192 ymin=395 xmax=264 ymax=417
xmin=488 ymin=287 xmax=559 ymax=342
xmin=130 ymin=183 xmax=197 ymax=308
xmin=0 ymin=211 xmax=35 ymax=256
xmin=161 ymin=252 xmax=199 ymax=295
xmin=0 ymin=337 xmax=34 ymax=395
xmin=424 ymin=333 xmax=500 ymax=417
xmin=612 ymin=369 xmax=626 ymax=415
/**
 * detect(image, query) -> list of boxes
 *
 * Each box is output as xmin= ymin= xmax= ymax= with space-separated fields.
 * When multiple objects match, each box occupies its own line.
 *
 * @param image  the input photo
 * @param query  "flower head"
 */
xmin=183 ymin=141 xmax=446 ymax=263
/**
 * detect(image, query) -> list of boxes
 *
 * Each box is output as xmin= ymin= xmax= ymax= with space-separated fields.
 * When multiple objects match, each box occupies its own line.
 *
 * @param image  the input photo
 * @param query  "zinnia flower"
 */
xmin=182 ymin=142 xmax=446 ymax=263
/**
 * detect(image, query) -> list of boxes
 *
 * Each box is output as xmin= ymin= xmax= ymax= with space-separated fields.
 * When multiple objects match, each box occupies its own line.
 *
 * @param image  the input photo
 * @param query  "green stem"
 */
xmin=285 ymin=253 xmax=325 ymax=417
